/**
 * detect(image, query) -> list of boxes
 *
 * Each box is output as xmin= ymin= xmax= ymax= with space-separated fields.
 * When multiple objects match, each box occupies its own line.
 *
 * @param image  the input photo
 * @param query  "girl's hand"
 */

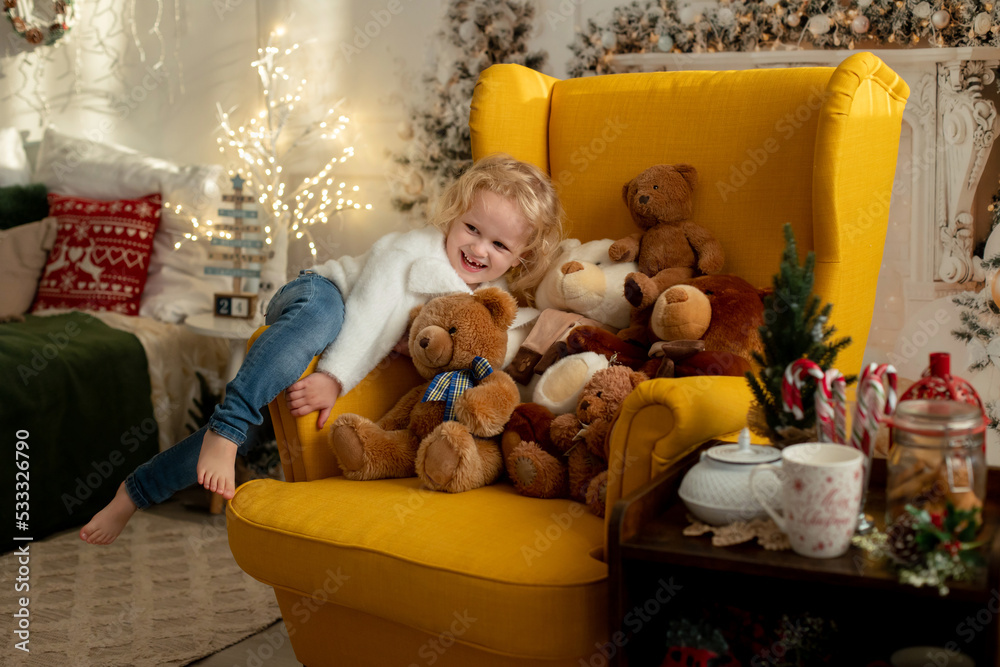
xmin=392 ymin=332 xmax=410 ymax=357
xmin=287 ymin=372 xmax=342 ymax=429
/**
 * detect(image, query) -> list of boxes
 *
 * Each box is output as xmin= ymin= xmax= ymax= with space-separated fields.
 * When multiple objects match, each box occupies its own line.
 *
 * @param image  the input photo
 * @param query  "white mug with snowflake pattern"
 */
xmin=749 ymin=443 xmax=864 ymax=558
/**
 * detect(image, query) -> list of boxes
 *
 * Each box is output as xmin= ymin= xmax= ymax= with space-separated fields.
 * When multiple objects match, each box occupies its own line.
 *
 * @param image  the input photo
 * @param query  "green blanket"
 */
xmin=1 ymin=312 xmax=158 ymax=549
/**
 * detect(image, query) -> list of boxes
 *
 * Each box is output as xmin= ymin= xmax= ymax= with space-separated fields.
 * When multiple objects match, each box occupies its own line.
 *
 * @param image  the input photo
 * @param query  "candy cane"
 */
xmin=782 ymin=359 xmax=847 ymax=444
xmin=850 ymin=363 xmax=897 ymax=458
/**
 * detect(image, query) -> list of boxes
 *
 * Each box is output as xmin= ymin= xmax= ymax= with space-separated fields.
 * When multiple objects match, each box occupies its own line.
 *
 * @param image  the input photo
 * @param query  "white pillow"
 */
xmin=33 ymin=127 xmax=230 ymax=322
xmin=0 ymin=127 xmax=30 ymax=187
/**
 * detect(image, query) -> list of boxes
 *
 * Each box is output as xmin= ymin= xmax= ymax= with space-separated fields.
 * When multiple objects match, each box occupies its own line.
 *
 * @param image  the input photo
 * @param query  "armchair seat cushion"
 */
xmin=228 ymin=476 xmax=608 ymax=659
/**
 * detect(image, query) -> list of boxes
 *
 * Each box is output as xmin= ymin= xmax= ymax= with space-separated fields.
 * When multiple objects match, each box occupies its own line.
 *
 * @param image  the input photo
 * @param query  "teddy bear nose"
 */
xmin=639 ymin=195 xmax=649 ymax=205
xmin=561 ymin=261 xmax=584 ymax=275
xmin=579 ymin=399 xmax=589 ymax=411
xmin=420 ymin=337 xmax=430 ymax=349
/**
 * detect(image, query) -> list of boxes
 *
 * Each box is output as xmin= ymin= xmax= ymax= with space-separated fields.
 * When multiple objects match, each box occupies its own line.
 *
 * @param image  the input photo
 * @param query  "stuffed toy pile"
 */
xmin=330 ymin=287 xmax=520 ymax=493
xmin=501 ymin=365 xmax=648 ymax=517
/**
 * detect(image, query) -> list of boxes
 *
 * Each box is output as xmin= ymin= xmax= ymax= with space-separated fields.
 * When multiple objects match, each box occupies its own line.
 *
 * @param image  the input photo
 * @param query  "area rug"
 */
xmin=1 ymin=507 xmax=281 ymax=666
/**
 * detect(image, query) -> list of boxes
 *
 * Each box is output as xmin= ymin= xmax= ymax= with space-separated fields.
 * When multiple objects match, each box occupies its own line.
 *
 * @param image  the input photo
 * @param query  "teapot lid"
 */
xmin=706 ymin=428 xmax=781 ymax=465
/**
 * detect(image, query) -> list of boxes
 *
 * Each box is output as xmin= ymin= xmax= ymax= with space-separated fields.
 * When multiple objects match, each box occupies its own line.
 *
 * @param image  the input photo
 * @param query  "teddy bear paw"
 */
xmin=623 ymin=272 xmax=657 ymax=309
xmin=418 ymin=422 xmax=503 ymax=493
xmin=417 ymin=422 xmax=474 ymax=492
xmin=585 ymin=471 xmax=609 ymax=518
xmin=509 ymin=442 xmax=567 ymax=499
xmin=330 ymin=415 xmax=370 ymax=474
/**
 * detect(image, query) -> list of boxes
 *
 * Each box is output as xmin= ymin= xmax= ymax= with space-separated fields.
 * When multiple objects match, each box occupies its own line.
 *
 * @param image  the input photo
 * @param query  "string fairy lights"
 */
xmin=172 ymin=27 xmax=369 ymax=265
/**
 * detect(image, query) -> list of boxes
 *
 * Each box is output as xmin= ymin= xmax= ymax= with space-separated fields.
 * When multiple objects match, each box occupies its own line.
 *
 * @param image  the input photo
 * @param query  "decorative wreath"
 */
xmin=4 ymin=0 xmax=74 ymax=47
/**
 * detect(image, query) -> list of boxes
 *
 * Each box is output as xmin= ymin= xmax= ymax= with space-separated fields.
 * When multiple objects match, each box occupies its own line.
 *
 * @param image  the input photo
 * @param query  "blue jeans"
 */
xmin=125 ymin=271 xmax=345 ymax=509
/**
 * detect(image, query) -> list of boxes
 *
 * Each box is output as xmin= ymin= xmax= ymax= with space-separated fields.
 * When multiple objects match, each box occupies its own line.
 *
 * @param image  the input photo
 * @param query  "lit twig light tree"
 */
xmin=172 ymin=26 xmax=370 ymax=297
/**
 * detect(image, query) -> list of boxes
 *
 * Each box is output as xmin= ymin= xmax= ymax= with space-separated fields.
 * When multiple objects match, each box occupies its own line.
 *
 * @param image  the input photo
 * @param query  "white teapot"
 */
xmin=678 ymin=428 xmax=781 ymax=525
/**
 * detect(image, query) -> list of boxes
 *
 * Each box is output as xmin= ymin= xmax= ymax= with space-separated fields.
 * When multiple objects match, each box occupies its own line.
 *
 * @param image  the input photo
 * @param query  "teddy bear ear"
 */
xmin=674 ymin=164 xmax=699 ymax=190
xmin=621 ymin=180 xmax=632 ymax=205
xmin=629 ymin=369 xmax=649 ymax=388
xmin=408 ymin=305 xmax=423 ymax=327
xmin=474 ymin=287 xmax=518 ymax=330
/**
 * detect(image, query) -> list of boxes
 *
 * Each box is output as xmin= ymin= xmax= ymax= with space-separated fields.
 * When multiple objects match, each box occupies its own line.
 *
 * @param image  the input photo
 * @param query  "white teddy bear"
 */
xmin=534 ymin=238 xmax=636 ymax=330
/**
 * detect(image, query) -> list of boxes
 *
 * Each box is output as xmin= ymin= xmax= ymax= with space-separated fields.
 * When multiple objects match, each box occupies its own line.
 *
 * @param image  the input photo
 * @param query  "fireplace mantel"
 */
xmin=608 ymin=47 xmax=1000 ymax=372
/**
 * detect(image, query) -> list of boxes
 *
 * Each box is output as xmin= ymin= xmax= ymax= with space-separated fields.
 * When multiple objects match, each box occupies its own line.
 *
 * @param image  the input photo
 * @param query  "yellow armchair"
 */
xmin=227 ymin=53 xmax=907 ymax=667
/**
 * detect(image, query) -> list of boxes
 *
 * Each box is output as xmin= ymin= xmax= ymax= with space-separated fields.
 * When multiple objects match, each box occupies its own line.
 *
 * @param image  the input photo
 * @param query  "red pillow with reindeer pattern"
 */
xmin=31 ymin=192 xmax=161 ymax=316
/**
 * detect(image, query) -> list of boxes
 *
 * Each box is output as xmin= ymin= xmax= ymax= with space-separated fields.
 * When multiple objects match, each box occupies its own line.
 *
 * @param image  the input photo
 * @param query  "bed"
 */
xmin=0 ymin=127 xmax=231 ymax=548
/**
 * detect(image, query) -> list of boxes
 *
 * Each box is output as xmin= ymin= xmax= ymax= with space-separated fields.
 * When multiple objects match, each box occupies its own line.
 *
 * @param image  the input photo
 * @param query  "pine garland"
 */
xmin=746 ymin=224 xmax=853 ymax=442
xmin=568 ymin=0 xmax=1000 ymax=77
xmin=390 ymin=0 xmax=547 ymax=218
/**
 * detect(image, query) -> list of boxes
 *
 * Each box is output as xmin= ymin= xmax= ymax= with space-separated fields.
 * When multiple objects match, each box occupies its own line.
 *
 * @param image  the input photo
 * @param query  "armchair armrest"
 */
xmin=604 ymin=375 xmax=752 ymax=515
xmin=249 ymin=326 xmax=423 ymax=483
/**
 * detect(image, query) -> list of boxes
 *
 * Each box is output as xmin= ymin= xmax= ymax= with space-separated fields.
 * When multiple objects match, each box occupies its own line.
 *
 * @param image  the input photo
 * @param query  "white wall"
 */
xmin=0 ymin=0 xmax=621 ymax=271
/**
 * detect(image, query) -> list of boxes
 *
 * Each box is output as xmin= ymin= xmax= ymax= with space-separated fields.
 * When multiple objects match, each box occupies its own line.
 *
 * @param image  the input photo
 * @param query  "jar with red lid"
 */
xmin=885 ymin=400 xmax=986 ymax=527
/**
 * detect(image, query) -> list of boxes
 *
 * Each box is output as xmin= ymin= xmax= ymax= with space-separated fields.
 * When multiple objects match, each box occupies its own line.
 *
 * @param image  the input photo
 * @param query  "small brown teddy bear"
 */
xmin=609 ymin=164 xmax=724 ymax=343
xmin=649 ymin=274 xmax=764 ymax=368
xmin=330 ymin=287 xmax=520 ymax=493
xmin=539 ymin=274 xmax=765 ymax=379
xmin=502 ymin=365 xmax=648 ymax=516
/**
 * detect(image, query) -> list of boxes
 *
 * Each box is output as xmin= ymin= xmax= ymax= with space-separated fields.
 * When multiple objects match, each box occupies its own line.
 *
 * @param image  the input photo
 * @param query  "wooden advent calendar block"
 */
xmin=207 ymin=174 xmax=262 ymax=318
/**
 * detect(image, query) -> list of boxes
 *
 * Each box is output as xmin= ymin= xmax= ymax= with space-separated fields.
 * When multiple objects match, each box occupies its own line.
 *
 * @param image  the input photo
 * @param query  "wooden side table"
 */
xmin=608 ymin=443 xmax=1000 ymax=667
xmin=184 ymin=313 xmax=262 ymax=513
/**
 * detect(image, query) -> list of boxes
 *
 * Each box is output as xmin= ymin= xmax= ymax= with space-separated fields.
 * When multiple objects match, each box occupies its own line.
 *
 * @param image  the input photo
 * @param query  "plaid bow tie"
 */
xmin=421 ymin=356 xmax=494 ymax=422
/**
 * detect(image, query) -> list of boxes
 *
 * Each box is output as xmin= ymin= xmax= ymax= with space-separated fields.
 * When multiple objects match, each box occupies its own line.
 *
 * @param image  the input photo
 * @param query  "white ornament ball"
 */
xmin=404 ymin=172 xmax=424 ymax=196
xmin=396 ymin=121 xmax=414 ymax=141
xmin=600 ymin=31 xmax=618 ymax=49
xmin=931 ymin=9 xmax=951 ymax=29
xmin=807 ymin=14 xmax=832 ymax=35
xmin=764 ymin=0 xmax=780 ymax=6
xmin=975 ymin=11 xmax=992 ymax=35
xmin=912 ymin=2 xmax=932 ymax=19
xmin=857 ymin=0 xmax=873 ymax=8
xmin=716 ymin=7 xmax=735 ymax=27
xmin=458 ymin=19 xmax=478 ymax=42
xmin=655 ymin=33 xmax=675 ymax=51
xmin=786 ymin=12 xmax=802 ymax=27
xmin=679 ymin=6 xmax=702 ymax=24
xmin=852 ymin=15 xmax=870 ymax=33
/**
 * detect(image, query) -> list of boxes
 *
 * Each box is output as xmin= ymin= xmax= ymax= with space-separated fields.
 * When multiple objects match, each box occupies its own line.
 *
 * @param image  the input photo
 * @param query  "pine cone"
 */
xmin=886 ymin=512 xmax=921 ymax=565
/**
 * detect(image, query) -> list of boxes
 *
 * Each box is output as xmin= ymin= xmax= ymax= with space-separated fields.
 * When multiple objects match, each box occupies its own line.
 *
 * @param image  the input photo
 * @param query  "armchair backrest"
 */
xmin=470 ymin=53 xmax=909 ymax=379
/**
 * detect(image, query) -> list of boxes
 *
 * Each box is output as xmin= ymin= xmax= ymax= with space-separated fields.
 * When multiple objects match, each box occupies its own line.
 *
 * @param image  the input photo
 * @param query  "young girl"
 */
xmin=80 ymin=153 xmax=563 ymax=545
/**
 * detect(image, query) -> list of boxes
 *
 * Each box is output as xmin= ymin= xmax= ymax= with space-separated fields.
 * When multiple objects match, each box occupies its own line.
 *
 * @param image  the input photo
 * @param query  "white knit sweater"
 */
xmin=309 ymin=226 xmax=506 ymax=395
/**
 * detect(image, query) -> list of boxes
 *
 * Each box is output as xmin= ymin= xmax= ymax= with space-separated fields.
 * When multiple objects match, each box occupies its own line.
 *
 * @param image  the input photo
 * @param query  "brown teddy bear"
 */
xmin=501 ymin=365 xmax=648 ymax=516
xmin=330 ymin=287 xmax=520 ymax=493
xmin=609 ymin=164 xmax=724 ymax=344
xmin=548 ymin=274 xmax=765 ymax=379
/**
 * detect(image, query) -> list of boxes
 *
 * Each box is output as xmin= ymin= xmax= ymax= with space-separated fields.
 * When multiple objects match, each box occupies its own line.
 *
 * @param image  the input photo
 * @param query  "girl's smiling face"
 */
xmin=445 ymin=190 xmax=529 ymax=287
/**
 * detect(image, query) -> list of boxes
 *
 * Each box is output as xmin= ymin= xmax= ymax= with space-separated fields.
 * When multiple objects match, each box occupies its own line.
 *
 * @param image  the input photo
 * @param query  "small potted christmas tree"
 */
xmin=745 ymin=224 xmax=853 ymax=446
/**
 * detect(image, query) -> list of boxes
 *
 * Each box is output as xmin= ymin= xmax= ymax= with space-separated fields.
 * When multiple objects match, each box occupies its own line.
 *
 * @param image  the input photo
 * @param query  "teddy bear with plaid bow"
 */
xmin=330 ymin=287 xmax=520 ymax=493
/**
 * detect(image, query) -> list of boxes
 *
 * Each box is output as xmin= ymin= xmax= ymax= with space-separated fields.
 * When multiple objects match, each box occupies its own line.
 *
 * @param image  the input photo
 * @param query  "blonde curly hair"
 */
xmin=430 ymin=153 xmax=564 ymax=306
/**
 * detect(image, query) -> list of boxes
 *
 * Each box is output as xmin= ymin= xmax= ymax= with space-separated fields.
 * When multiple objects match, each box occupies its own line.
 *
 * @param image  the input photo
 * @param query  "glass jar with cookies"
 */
xmin=886 ymin=400 xmax=987 ymax=529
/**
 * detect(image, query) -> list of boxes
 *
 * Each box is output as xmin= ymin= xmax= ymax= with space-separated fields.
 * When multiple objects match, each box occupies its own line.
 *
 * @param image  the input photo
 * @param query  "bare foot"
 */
xmin=79 ymin=482 xmax=137 ymax=545
xmin=197 ymin=430 xmax=239 ymax=499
